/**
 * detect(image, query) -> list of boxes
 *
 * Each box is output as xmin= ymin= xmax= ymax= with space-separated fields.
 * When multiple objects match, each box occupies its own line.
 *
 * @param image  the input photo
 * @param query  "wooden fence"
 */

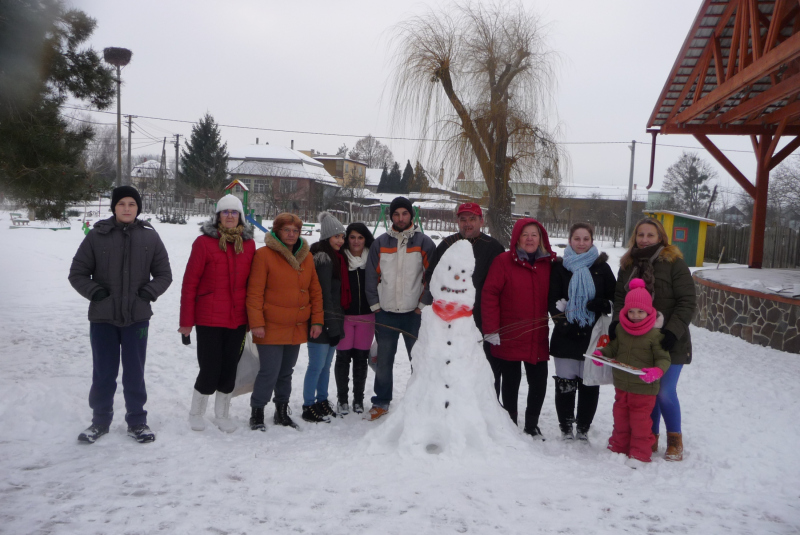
xmin=535 ymin=220 xmax=627 ymax=247
xmin=704 ymin=224 xmax=800 ymax=268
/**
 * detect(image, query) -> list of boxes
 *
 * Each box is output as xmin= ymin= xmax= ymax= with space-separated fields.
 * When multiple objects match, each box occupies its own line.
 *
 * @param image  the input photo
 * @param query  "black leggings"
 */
xmin=488 ymin=357 xmax=548 ymax=429
xmin=194 ymin=325 xmax=246 ymax=395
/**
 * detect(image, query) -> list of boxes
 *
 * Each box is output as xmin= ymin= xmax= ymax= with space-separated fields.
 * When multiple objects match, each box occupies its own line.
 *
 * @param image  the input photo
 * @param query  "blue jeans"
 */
xmin=304 ymin=342 xmax=336 ymax=406
xmin=89 ymin=321 xmax=149 ymax=427
xmin=651 ymin=364 xmax=683 ymax=434
xmin=370 ymin=310 xmax=421 ymax=409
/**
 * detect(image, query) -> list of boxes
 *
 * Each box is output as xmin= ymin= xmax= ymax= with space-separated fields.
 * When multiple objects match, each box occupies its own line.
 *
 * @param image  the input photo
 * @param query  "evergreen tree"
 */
xmin=411 ymin=161 xmax=429 ymax=192
xmin=180 ymin=113 xmax=229 ymax=193
xmin=399 ymin=160 xmax=414 ymax=193
xmin=376 ymin=164 xmax=389 ymax=193
xmin=0 ymin=0 xmax=115 ymax=220
xmin=387 ymin=162 xmax=402 ymax=193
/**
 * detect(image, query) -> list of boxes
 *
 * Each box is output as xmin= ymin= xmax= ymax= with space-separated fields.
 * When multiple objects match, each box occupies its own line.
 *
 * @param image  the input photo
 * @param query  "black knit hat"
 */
xmin=389 ymin=196 xmax=413 ymax=218
xmin=111 ymin=185 xmax=142 ymax=216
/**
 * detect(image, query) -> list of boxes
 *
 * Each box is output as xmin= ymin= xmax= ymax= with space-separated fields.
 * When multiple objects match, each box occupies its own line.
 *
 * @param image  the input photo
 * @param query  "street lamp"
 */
xmin=103 ymin=47 xmax=132 ymax=188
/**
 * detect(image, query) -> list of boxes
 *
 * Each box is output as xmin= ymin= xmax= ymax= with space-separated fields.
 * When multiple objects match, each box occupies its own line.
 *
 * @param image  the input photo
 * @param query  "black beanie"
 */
xmin=111 ymin=185 xmax=142 ymax=216
xmin=389 ymin=196 xmax=413 ymax=218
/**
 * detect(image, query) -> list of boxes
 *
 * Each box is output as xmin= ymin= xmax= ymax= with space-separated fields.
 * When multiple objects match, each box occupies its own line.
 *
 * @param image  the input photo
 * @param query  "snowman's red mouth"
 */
xmin=440 ymin=286 xmax=467 ymax=294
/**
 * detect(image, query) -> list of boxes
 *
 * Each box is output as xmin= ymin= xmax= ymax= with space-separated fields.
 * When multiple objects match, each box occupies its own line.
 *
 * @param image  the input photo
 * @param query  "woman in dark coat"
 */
xmin=179 ymin=194 xmax=255 ymax=433
xmin=482 ymin=218 xmax=555 ymax=439
xmin=302 ymin=212 xmax=347 ymax=423
xmin=549 ymin=223 xmax=616 ymax=441
xmin=613 ymin=217 xmax=696 ymax=461
xmin=334 ymin=222 xmax=376 ymax=415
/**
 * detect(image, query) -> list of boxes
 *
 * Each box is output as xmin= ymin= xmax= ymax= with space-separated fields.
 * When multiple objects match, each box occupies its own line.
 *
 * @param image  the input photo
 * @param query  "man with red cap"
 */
xmin=422 ymin=203 xmax=504 ymax=370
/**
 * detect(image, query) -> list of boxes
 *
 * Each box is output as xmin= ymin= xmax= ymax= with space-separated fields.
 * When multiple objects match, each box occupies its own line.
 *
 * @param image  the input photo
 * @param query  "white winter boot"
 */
xmin=189 ymin=389 xmax=209 ymax=431
xmin=214 ymin=392 xmax=237 ymax=433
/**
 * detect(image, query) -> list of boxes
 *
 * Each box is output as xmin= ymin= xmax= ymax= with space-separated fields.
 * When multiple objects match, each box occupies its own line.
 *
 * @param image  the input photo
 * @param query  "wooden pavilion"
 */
xmin=647 ymin=0 xmax=800 ymax=268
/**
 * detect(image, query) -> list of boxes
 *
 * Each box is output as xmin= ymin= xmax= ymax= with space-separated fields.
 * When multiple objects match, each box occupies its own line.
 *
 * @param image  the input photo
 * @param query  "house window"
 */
xmin=253 ymin=179 xmax=267 ymax=193
xmin=673 ymin=227 xmax=688 ymax=242
xmin=280 ymin=179 xmax=297 ymax=195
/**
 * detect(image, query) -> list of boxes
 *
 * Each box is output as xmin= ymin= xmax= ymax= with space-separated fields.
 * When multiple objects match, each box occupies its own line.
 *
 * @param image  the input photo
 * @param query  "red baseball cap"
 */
xmin=457 ymin=203 xmax=483 ymax=217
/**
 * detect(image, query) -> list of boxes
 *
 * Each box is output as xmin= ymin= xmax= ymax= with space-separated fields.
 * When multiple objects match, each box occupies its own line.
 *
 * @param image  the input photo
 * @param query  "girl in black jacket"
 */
xmin=549 ymin=223 xmax=616 ymax=441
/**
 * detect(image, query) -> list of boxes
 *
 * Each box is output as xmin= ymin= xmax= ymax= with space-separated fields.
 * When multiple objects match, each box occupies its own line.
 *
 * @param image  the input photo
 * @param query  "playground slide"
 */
xmin=245 ymin=214 xmax=268 ymax=233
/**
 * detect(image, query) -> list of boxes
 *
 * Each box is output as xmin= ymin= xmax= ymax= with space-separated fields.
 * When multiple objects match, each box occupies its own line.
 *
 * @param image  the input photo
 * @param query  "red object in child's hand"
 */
xmin=640 ymin=367 xmax=664 ymax=383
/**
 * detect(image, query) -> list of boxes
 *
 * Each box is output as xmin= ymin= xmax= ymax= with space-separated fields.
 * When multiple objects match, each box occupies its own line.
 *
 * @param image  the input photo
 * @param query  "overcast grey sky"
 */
xmin=69 ymin=0 xmax=774 ymax=204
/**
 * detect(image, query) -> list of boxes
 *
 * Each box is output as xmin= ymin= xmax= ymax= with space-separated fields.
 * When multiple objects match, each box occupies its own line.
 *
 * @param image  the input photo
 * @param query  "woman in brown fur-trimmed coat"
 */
xmin=612 ymin=218 xmax=696 ymax=461
xmin=245 ymin=213 xmax=323 ymax=431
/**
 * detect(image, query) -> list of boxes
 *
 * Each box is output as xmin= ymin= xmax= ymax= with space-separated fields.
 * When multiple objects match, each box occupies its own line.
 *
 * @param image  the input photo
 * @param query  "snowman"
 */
xmin=365 ymin=240 xmax=523 ymax=456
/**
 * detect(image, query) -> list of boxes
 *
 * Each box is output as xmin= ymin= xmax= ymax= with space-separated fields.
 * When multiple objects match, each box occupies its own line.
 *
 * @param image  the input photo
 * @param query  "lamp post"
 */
xmin=102 ymin=47 xmax=132 ymax=188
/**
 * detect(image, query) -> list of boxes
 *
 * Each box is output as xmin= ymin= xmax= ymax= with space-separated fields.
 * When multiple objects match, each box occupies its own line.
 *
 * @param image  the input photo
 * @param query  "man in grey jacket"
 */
xmin=69 ymin=186 xmax=172 ymax=444
xmin=364 ymin=196 xmax=436 ymax=421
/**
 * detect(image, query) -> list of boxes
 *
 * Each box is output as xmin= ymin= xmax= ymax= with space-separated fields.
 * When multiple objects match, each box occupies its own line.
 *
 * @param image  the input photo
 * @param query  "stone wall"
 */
xmin=693 ymin=274 xmax=800 ymax=353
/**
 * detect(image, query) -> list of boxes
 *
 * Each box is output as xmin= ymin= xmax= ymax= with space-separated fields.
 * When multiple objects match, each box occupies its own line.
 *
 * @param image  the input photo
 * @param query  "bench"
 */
xmin=11 ymin=214 xmax=29 ymax=226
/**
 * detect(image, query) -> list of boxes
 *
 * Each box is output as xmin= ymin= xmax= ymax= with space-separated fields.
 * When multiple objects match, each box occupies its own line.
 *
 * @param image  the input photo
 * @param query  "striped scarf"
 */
xmin=562 ymin=245 xmax=599 ymax=327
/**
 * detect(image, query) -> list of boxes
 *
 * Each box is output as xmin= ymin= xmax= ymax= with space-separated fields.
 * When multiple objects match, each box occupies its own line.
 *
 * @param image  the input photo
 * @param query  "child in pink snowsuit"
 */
xmin=596 ymin=278 xmax=670 ymax=464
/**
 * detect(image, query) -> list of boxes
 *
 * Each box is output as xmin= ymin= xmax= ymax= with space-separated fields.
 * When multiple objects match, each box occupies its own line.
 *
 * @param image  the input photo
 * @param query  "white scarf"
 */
xmin=345 ymin=247 xmax=369 ymax=270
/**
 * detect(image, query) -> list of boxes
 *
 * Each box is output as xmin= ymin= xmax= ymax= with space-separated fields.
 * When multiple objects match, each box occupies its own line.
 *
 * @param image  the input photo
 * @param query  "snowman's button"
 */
xmin=447 ymin=341 xmax=451 ymax=345
xmin=445 ymin=401 xmax=449 ymax=408
xmin=445 ymin=384 xmax=449 ymax=388
xmin=446 ymin=360 xmax=451 ymax=364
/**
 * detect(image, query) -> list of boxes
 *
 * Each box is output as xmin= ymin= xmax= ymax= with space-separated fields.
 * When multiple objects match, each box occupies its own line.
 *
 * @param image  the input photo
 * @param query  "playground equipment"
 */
xmin=372 ymin=204 xmax=424 ymax=235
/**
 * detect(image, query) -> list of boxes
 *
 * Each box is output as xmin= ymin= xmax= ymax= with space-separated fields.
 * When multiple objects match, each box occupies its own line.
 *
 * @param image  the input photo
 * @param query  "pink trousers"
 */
xmin=337 ymin=313 xmax=375 ymax=351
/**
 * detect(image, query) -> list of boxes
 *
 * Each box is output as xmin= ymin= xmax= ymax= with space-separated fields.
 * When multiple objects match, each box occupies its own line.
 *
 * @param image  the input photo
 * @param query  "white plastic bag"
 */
xmin=232 ymin=333 xmax=260 ymax=397
xmin=368 ymin=339 xmax=378 ymax=373
xmin=582 ymin=315 xmax=614 ymax=386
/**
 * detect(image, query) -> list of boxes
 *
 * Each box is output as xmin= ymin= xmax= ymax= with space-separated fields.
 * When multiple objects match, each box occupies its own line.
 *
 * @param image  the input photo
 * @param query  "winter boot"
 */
xmin=352 ymin=401 xmax=364 ymax=414
xmin=249 ymin=407 xmax=266 ymax=431
xmin=302 ymin=404 xmax=331 ymax=423
xmin=78 ymin=424 xmax=109 ymax=444
xmin=273 ymin=402 xmax=299 ymax=429
xmin=364 ymin=406 xmax=388 ymax=421
xmin=665 ymin=432 xmax=683 ymax=461
xmin=316 ymin=400 xmax=338 ymax=419
xmin=652 ymin=433 xmax=659 ymax=453
xmin=337 ymin=401 xmax=350 ymax=415
xmin=575 ymin=424 xmax=590 ymax=442
xmin=189 ymin=389 xmax=209 ymax=431
xmin=575 ymin=379 xmax=600 ymax=436
xmin=214 ymin=392 xmax=237 ymax=433
xmin=553 ymin=376 xmax=578 ymax=440
xmin=523 ymin=426 xmax=546 ymax=442
xmin=127 ymin=423 xmax=156 ymax=443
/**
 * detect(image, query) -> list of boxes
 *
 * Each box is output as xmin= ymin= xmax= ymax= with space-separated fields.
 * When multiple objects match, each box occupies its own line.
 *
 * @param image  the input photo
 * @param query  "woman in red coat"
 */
xmin=179 ymin=195 xmax=256 ymax=433
xmin=482 ymin=218 xmax=555 ymax=439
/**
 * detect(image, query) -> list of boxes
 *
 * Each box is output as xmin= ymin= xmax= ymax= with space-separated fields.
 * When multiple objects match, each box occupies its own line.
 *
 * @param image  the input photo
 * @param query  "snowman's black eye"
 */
xmin=461 ymin=270 xmax=465 ymax=273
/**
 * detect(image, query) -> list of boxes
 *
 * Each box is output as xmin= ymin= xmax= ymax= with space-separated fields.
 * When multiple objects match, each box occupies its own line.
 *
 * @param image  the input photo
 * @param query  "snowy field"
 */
xmin=1 ymin=212 xmax=799 ymax=534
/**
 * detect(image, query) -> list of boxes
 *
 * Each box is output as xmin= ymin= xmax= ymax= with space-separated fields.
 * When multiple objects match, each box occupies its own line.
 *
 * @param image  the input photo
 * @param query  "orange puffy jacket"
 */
xmin=246 ymin=233 xmax=323 ymax=345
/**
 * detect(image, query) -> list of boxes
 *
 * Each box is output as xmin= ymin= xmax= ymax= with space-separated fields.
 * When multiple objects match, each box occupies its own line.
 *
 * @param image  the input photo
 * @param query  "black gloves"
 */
xmin=608 ymin=320 xmax=619 ymax=341
xmin=91 ymin=288 xmax=110 ymax=302
xmin=586 ymin=298 xmax=612 ymax=315
xmin=660 ymin=329 xmax=677 ymax=351
xmin=138 ymin=289 xmax=155 ymax=302
xmin=327 ymin=334 xmax=341 ymax=347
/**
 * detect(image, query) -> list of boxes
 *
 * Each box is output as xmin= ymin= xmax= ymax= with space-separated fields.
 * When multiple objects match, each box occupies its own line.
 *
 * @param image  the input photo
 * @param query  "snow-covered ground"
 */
xmin=1 ymin=212 xmax=799 ymax=534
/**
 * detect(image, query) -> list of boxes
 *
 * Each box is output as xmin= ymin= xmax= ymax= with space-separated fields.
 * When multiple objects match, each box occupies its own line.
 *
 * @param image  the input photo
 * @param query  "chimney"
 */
xmin=256 ymin=138 xmax=259 ymax=144
xmin=291 ymin=140 xmax=294 ymax=149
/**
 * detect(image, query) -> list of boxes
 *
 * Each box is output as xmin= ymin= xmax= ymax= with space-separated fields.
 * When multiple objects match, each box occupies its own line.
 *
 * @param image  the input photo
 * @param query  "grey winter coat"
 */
xmin=69 ymin=217 xmax=173 ymax=327
xmin=312 ymin=250 xmax=345 ymax=345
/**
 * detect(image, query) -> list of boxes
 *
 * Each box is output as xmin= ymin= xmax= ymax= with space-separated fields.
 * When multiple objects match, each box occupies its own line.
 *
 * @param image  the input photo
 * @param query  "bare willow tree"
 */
xmin=389 ymin=1 xmax=564 ymax=245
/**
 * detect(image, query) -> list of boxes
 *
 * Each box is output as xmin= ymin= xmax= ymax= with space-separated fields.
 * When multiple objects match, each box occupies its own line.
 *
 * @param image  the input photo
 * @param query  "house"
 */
xmin=130 ymin=159 xmax=174 ymax=195
xmin=226 ymin=144 xmax=339 ymax=217
xmin=304 ymin=152 xmax=367 ymax=188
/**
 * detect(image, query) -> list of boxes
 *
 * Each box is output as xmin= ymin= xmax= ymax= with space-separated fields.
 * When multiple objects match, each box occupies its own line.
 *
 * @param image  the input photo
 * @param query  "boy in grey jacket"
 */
xmin=364 ymin=197 xmax=436 ymax=421
xmin=69 ymin=186 xmax=172 ymax=443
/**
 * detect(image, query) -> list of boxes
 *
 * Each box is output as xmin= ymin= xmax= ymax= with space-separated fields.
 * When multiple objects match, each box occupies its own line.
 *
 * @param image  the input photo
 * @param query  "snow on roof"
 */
xmin=228 ymin=145 xmax=338 ymax=185
xmin=365 ymin=168 xmax=383 ymax=186
xmin=131 ymin=159 xmax=173 ymax=179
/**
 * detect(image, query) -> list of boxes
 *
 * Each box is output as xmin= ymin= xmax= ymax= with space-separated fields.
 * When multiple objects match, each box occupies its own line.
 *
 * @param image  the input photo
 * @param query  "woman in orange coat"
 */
xmin=246 ymin=213 xmax=323 ymax=431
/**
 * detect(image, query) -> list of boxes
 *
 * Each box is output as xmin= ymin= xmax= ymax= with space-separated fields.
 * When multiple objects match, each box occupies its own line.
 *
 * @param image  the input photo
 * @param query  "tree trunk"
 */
xmin=487 ymin=177 xmax=513 ymax=247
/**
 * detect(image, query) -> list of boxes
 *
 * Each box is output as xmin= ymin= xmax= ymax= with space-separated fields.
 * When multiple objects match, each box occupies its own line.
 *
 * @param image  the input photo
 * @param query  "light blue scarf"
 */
xmin=562 ymin=245 xmax=599 ymax=327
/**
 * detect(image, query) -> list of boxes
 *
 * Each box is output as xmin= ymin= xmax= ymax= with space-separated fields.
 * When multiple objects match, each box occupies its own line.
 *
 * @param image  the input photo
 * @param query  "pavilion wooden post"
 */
xmin=749 ymin=134 xmax=773 ymax=268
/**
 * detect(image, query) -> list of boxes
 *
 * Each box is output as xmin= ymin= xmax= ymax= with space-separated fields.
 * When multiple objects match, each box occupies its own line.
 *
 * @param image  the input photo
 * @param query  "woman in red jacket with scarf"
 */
xmin=482 ymin=218 xmax=555 ymax=440
xmin=179 ymin=195 xmax=256 ymax=433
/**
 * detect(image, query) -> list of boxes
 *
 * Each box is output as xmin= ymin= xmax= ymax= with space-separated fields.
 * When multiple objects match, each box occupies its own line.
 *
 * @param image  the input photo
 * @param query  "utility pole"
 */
xmin=115 ymin=65 xmax=122 ymax=188
xmin=125 ymin=115 xmax=136 ymax=186
xmin=174 ymin=134 xmax=181 ymax=194
xmin=625 ymin=140 xmax=636 ymax=241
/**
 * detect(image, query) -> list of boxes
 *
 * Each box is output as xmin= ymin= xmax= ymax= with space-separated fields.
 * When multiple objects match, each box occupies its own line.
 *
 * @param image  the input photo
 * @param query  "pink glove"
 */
xmin=640 ymin=367 xmax=664 ymax=384
xmin=592 ymin=350 xmax=604 ymax=366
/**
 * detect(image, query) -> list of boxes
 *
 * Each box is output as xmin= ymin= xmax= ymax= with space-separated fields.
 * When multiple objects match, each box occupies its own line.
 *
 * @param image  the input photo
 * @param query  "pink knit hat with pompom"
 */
xmin=623 ymin=278 xmax=655 ymax=315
